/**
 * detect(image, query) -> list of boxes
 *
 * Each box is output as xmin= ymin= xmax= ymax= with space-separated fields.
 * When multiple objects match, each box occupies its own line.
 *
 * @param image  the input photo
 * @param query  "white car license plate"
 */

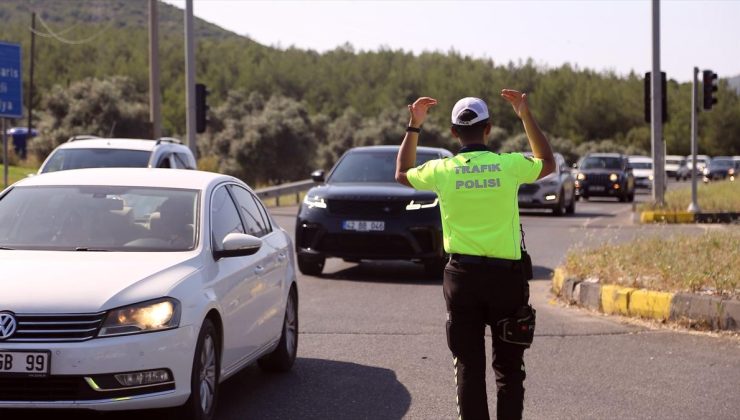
xmin=343 ymin=220 xmax=385 ymax=232
xmin=589 ymin=185 xmax=605 ymax=192
xmin=0 ymin=350 xmax=50 ymax=376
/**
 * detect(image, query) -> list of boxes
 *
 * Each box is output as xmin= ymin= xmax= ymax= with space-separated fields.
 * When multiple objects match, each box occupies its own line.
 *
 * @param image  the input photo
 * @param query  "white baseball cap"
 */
xmin=451 ymin=97 xmax=489 ymax=126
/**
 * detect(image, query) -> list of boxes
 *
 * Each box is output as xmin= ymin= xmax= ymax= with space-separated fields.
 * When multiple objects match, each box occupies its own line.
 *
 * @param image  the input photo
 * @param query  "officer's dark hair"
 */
xmin=452 ymin=109 xmax=489 ymax=143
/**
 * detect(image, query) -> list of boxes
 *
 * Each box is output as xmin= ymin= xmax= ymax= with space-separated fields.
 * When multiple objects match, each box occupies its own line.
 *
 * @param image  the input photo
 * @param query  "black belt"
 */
xmin=450 ymin=253 xmax=520 ymax=268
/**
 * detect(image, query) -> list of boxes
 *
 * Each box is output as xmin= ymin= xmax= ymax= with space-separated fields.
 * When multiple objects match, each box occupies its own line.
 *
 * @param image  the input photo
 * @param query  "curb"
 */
xmin=551 ymin=268 xmax=739 ymax=331
xmin=639 ymin=210 xmax=740 ymax=224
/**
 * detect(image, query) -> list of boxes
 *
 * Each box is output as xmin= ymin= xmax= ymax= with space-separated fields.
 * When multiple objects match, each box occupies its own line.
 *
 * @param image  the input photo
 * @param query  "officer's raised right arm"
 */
xmin=501 ymin=89 xmax=555 ymax=179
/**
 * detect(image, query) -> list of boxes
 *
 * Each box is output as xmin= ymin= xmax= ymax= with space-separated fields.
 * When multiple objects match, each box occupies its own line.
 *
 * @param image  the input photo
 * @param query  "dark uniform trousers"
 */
xmin=444 ymin=257 xmax=529 ymax=420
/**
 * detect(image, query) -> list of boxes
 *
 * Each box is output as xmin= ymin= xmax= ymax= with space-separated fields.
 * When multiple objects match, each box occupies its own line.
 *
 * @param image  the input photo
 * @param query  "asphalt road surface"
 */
xmin=9 ymin=186 xmax=740 ymax=420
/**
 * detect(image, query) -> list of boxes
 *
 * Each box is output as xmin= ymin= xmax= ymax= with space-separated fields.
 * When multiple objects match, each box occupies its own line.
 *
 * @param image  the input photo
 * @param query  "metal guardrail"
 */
xmin=254 ymin=179 xmax=315 ymax=206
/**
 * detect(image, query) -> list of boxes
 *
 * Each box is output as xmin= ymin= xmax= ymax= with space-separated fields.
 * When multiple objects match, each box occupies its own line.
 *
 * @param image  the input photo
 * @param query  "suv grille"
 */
xmin=328 ymin=199 xmax=406 ymax=217
xmin=587 ymin=173 xmax=612 ymax=185
xmin=6 ymin=312 xmax=106 ymax=342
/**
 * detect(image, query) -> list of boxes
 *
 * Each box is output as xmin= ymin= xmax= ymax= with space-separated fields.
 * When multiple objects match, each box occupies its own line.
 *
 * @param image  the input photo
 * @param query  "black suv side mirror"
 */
xmin=311 ymin=170 xmax=325 ymax=183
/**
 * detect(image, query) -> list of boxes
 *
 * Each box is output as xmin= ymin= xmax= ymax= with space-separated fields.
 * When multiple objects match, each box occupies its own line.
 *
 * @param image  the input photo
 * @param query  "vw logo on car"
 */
xmin=0 ymin=313 xmax=17 ymax=340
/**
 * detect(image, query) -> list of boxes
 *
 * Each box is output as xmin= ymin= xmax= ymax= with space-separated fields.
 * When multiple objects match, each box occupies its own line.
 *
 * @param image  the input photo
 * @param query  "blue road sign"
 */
xmin=0 ymin=42 xmax=23 ymax=119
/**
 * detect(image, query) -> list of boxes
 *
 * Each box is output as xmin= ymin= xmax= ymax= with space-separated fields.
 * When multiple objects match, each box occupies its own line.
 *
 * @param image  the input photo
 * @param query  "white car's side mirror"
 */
xmin=215 ymin=233 xmax=262 ymax=259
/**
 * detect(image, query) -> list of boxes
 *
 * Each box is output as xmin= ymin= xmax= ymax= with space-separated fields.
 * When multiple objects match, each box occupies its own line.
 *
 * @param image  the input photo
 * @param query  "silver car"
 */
xmin=518 ymin=153 xmax=576 ymax=216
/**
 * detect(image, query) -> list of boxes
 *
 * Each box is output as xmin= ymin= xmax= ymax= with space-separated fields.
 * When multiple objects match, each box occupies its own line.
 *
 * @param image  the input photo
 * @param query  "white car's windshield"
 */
xmin=630 ymin=162 xmax=652 ymax=169
xmin=0 ymin=186 xmax=198 ymax=251
xmin=41 ymin=148 xmax=151 ymax=173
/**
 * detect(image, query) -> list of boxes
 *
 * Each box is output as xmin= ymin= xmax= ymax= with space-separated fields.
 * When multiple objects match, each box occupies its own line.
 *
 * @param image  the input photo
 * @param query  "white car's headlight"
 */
xmin=303 ymin=195 xmax=327 ymax=209
xmin=98 ymin=298 xmax=181 ymax=337
xmin=406 ymin=198 xmax=438 ymax=210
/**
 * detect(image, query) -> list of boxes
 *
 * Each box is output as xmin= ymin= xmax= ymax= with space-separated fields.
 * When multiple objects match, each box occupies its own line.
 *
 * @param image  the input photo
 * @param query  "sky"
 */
xmin=161 ymin=0 xmax=740 ymax=82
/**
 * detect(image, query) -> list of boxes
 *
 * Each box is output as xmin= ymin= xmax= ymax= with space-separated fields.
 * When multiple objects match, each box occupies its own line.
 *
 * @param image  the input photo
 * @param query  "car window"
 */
xmin=580 ymin=157 xmax=623 ymax=170
xmin=329 ymin=151 xmax=439 ymax=183
xmin=211 ymin=186 xmax=245 ymax=251
xmin=157 ymin=156 xmax=172 ymax=168
xmin=41 ymin=148 xmax=151 ymax=173
xmin=174 ymin=153 xmax=192 ymax=169
xmin=229 ymin=186 xmax=270 ymax=237
xmin=630 ymin=162 xmax=652 ymax=169
xmin=0 ymin=186 xmax=198 ymax=251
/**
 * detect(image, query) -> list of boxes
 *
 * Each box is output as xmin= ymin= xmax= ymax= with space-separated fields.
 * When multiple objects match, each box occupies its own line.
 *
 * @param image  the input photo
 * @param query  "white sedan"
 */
xmin=0 ymin=168 xmax=298 ymax=419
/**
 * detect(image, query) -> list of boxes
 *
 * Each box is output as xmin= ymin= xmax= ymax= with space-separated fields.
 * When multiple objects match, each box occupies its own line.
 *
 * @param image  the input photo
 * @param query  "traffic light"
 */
xmin=195 ymin=83 xmax=209 ymax=133
xmin=644 ymin=71 xmax=667 ymax=123
xmin=702 ymin=70 xmax=718 ymax=110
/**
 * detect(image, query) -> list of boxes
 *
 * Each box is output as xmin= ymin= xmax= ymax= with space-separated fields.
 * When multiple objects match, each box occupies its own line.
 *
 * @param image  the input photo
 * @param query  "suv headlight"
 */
xmin=609 ymin=173 xmax=619 ymax=182
xmin=406 ymin=198 xmax=438 ymax=210
xmin=576 ymin=173 xmax=586 ymax=181
xmin=303 ymin=195 xmax=327 ymax=209
xmin=98 ymin=298 xmax=181 ymax=337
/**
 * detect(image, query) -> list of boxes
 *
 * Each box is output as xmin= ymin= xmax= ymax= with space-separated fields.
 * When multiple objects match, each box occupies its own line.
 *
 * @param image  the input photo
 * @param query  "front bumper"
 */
xmin=634 ymin=177 xmax=653 ymax=189
xmin=296 ymin=205 xmax=444 ymax=261
xmin=575 ymin=179 xmax=625 ymax=197
xmin=0 ymin=325 xmax=197 ymax=411
xmin=517 ymin=183 xmax=560 ymax=209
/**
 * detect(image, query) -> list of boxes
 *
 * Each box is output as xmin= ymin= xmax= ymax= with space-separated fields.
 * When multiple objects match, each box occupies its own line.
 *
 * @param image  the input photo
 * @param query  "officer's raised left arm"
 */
xmin=396 ymin=97 xmax=438 ymax=187
xmin=501 ymin=90 xmax=555 ymax=179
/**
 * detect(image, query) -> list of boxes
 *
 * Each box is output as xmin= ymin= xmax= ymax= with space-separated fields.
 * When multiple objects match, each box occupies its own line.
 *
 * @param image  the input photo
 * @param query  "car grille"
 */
xmin=518 ymin=184 xmax=539 ymax=194
xmin=0 ymin=376 xmax=174 ymax=401
xmin=327 ymin=199 xmax=406 ymax=217
xmin=587 ymin=173 xmax=611 ymax=184
xmin=6 ymin=312 xmax=106 ymax=342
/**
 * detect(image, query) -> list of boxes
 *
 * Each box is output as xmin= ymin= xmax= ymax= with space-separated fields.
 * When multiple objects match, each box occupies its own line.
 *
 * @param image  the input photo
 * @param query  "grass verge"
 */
xmin=637 ymin=180 xmax=740 ymax=212
xmin=3 ymin=165 xmax=37 ymax=186
xmin=563 ymin=230 xmax=739 ymax=298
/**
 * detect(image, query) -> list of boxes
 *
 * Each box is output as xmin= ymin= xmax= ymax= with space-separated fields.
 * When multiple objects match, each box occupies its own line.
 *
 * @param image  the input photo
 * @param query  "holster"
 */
xmin=497 ymin=304 xmax=536 ymax=348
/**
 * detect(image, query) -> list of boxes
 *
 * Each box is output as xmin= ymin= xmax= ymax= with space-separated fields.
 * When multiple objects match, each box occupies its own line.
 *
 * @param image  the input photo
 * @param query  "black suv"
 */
xmin=295 ymin=145 xmax=453 ymax=277
xmin=575 ymin=153 xmax=635 ymax=202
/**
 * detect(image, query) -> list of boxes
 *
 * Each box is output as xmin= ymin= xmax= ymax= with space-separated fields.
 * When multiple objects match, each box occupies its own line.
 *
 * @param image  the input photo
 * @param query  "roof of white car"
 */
xmin=14 ymin=168 xmax=240 ymax=190
xmin=55 ymin=138 xmax=160 ymax=151
xmin=628 ymin=156 xmax=652 ymax=162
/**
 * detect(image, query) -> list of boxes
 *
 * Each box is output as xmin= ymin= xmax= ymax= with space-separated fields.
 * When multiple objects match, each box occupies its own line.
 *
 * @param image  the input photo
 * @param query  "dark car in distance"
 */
xmin=295 ymin=145 xmax=453 ymax=277
xmin=574 ymin=153 xmax=635 ymax=202
xmin=703 ymin=157 xmax=735 ymax=182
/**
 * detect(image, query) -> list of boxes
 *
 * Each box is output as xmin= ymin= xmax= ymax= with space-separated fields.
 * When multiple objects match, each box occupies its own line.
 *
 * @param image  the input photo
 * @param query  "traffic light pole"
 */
xmin=650 ymin=0 xmax=665 ymax=205
xmin=688 ymin=67 xmax=700 ymax=213
xmin=184 ymin=0 xmax=197 ymax=159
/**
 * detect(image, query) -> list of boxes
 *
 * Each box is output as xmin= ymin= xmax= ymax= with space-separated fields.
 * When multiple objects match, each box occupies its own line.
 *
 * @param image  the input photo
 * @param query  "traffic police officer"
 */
xmin=395 ymin=90 xmax=555 ymax=420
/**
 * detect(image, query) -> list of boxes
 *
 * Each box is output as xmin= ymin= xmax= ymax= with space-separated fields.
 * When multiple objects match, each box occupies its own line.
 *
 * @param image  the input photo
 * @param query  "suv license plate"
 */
xmin=343 ymin=220 xmax=385 ymax=232
xmin=0 ymin=350 xmax=51 ymax=377
xmin=589 ymin=185 xmax=605 ymax=192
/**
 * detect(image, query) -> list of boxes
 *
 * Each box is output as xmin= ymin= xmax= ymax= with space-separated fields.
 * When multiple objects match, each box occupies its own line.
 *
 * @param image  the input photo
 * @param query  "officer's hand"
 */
xmin=408 ymin=97 xmax=438 ymax=127
xmin=501 ymin=89 xmax=530 ymax=119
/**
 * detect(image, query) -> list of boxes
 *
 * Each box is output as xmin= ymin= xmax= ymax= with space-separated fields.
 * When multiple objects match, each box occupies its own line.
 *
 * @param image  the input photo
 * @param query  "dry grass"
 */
xmin=564 ymin=230 xmax=740 ymax=298
xmin=637 ymin=180 xmax=740 ymax=212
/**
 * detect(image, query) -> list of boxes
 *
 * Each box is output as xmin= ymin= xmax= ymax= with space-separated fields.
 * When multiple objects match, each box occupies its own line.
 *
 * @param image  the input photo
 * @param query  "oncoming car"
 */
xmin=296 ymin=145 xmax=453 ymax=277
xmin=38 ymin=136 xmax=197 ymax=174
xmin=0 ymin=168 xmax=297 ymax=419
xmin=574 ymin=153 xmax=635 ymax=202
xmin=517 ymin=152 xmax=575 ymax=215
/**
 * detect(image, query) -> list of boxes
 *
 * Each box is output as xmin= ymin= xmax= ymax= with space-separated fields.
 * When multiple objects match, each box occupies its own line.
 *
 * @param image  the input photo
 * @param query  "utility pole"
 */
xmin=688 ymin=67 xmax=700 ymax=213
xmin=651 ymin=0 xmax=665 ymax=205
xmin=27 ymin=12 xmax=35 ymax=133
xmin=148 ymin=0 xmax=161 ymax=139
xmin=184 ymin=0 xmax=197 ymax=159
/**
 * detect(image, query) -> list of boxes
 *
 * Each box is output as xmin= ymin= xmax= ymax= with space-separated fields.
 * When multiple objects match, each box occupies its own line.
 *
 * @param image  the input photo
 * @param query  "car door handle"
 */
xmin=254 ymin=265 xmax=265 ymax=275
xmin=277 ymin=253 xmax=287 ymax=262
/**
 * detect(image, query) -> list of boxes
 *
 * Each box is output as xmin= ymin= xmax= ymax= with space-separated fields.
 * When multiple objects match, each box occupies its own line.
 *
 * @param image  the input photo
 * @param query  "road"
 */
xmin=10 ymin=187 xmax=740 ymax=420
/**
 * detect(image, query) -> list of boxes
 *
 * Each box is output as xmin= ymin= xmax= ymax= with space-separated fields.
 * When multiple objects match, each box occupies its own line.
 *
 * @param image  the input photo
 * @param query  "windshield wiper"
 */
xmin=74 ymin=247 xmax=111 ymax=252
xmin=0 ymin=246 xmax=14 ymax=250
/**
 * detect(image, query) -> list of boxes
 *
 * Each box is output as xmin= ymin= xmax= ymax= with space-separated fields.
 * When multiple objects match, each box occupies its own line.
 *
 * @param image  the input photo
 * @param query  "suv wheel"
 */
xmin=297 ymin=254 xmax=325 ymax=276
xmin=552 ymin=190 xmax=566 ymax=216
